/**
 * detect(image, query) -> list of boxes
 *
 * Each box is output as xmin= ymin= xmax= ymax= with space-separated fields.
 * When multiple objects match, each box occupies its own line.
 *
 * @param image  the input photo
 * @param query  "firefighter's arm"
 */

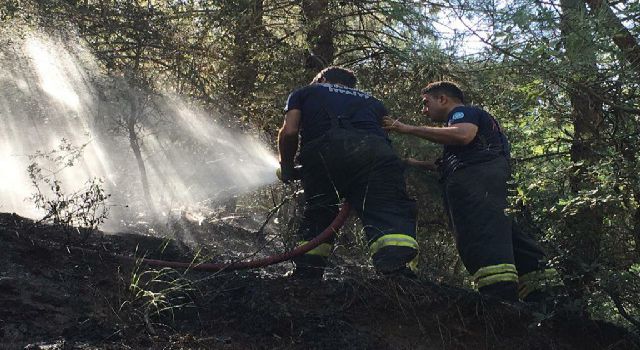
xmin=278 ymin=109 xmax=301 ymax=182
xmin=383 ymin=117 xmax=477 ymax=145
xmin=405 ymin=123 xmax=478 ymax=145
xmin=278 ymin=109 xmax=301 ymax=163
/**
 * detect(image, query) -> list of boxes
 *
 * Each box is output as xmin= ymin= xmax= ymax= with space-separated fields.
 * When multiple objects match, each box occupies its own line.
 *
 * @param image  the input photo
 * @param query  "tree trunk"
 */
xmin=301 ymin=0 xmax=334 ymax=69
xmin=619 ymin=143 xmax=640 ymax=258
xmin=126 ymin=34 xmax=157 ymax=218
xmin=582 ymin=0 xmax=640 ymax=74
xmin=559 ymin=0 xmax=605 ymax=312
xmin=128 ymin=94 xmax=156 ymax=217
xmin=228 ymin=0 xmax=263 ymax=100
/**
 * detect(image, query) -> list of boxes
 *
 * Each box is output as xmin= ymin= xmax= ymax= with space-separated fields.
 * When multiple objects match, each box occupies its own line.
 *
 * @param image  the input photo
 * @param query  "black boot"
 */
xmin=290 ymin=255 xmax=327 ymax=280
xmin=380 ymin=265 xmax=418 ymax=280
xmin=372 ymin=246 xmax=418 ymax=275
xmin=479 ymin=281 xmax=519 ymax=302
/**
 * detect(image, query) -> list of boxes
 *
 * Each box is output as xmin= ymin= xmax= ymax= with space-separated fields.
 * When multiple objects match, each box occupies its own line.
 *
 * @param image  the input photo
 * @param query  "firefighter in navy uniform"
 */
xmin=383 ymin=81 xmax=562 ymax=301
xmin=277 ymin=66 xmax=419 ymax=279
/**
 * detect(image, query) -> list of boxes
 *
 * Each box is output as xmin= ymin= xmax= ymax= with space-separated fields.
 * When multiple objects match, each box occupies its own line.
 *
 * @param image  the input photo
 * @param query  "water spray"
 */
xmin=1 ymin=31 xmax=280 ymax=229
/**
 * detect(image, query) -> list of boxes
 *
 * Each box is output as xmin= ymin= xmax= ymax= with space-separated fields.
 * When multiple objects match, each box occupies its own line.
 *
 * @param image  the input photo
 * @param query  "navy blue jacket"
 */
xmin=284 ymin=83 xmax=388 ymax=146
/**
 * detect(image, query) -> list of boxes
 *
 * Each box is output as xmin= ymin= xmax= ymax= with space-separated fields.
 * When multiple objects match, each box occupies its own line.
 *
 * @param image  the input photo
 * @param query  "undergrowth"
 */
xmin=27 ymin=138 xmax=110 ymax=240
xmin=116 ymin=260 xmax=198 ymax=335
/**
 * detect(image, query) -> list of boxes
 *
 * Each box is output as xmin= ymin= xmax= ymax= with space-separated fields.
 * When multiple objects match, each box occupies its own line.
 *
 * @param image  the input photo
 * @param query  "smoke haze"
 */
xmin=0 ymin=27 xmax=279 ymax=231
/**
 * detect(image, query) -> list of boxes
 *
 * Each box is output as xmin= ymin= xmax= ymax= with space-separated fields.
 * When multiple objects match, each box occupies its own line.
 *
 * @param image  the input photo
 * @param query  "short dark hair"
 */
xmin=311 ymin=66 xmax=357 ymax=88
xmin=421 ymin=81 xmax=465 ymax=103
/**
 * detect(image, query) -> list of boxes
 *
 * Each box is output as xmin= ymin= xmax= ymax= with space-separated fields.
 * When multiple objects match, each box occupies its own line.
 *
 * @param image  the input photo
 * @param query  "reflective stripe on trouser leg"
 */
xmin=473 ymin=264 xmax=518 ymax=289
xmin=298 ymin=241 xmax=333 ymax=257
xmin=369 ymin=234 xmax=419 ymax=271
xmin=518 ymin=268 xmax=563 ymax=300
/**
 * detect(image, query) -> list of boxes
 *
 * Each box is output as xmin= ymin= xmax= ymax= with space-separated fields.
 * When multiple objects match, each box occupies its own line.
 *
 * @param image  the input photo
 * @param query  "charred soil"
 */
xmin=0 ymin=213 xmax=637 ymax=350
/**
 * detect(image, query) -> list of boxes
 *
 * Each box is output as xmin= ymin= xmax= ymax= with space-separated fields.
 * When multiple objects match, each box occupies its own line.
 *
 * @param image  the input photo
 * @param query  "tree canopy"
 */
xmin=1 ymin=0 xmax=639 ymax=330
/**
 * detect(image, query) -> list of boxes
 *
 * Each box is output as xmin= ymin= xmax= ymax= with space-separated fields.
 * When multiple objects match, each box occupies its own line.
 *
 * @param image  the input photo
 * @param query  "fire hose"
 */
xmin=105 ymin=166 xmax=350 ymax=272
xmin=119 ymin=202 xmax=350 ymax=272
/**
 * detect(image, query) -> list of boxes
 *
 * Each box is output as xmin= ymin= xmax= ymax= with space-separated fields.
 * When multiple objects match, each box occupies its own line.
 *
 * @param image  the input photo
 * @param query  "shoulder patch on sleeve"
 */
xmin=451 ymin=111 xmax=465 ymax=121
xmin=449 ymin=112 xmax=464 ymax=122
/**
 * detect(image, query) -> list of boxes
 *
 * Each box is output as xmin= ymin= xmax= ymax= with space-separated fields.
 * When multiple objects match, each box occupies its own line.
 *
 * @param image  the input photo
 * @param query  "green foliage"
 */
xmin=8 ymin=0 xmax=640 ymax=331
xmin=451 ymin=0 xmax=640 ymax=328
xmin=0 ymin=0 xmax=19 ymax=20
xmin=117 ymin=263 xmax=196 ymax=335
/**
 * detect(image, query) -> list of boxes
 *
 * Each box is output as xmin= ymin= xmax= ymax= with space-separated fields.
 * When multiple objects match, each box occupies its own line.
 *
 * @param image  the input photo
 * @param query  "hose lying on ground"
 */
xmin=119 ymin=202 xmax=351 ymax=272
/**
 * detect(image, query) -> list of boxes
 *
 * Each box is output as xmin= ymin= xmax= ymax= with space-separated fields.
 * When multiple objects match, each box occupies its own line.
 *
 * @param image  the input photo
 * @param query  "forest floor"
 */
xmin=0 ymin=212 xmax=638 ymax=350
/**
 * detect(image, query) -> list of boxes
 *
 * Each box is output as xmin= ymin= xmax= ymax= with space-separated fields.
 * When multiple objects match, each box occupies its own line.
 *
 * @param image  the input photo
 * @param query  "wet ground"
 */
xmin=0 ymin=212 xmax=637 ymax=349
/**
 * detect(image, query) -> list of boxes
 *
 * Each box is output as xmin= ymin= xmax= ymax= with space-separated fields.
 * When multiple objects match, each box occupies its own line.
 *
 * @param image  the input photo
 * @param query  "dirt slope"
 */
xmin=0 ymin=213 xmax=637 ymax=350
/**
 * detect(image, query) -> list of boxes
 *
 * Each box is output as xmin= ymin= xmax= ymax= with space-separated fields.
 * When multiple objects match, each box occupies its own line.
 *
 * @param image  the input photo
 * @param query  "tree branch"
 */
xmin=582 ymin=0 xmax=640 ymax=75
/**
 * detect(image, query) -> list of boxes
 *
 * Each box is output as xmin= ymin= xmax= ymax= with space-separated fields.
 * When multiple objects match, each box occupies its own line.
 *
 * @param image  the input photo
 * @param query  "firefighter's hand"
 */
xmin=382 ymin=116 xmax=409 ymax=134
xmin=403 ymin=158 xmax=438 ymax=171
xmin=277 ymin=162 xmax=297 ymax=183
xmin=403 ymin=157 xmax=421 ymax=167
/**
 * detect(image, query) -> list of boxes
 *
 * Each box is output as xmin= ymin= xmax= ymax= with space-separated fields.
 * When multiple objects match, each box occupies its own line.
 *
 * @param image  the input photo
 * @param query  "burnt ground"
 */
xmin=0 ymin=212 xmax=638 ymax=350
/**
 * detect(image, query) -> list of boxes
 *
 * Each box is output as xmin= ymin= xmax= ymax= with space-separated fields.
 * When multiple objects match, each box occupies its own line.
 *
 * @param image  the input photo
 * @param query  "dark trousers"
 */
xmin=443 ymin=157 xmax=546 ymax=296
xmin=296 ymin=129 xmax=417 ymax=271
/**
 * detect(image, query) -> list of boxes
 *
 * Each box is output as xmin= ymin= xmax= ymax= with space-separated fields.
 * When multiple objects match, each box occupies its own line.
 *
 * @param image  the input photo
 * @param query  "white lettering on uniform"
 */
xmin=328 ymin=85 xmax=370 ymax=99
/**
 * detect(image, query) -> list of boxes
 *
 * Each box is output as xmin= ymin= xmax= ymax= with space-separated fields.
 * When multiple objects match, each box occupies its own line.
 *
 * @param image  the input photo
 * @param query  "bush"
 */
xmin=27 ymin=138 xmax=110 ymax=240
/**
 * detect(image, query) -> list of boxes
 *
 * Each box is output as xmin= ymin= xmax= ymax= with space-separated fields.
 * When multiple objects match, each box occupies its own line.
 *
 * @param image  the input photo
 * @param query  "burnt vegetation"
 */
xmin=1 ymin=0 xmax=640 ymax=348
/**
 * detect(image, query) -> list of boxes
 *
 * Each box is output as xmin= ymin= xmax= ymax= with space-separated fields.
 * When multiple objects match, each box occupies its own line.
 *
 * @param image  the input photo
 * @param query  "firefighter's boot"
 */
xmin=291 ymin=255 xmax=326 ymax=280
xmin=479 ymin=281 xmax=519 ymax=302
xmin=372 ymin=245 xmax=418 ymax=277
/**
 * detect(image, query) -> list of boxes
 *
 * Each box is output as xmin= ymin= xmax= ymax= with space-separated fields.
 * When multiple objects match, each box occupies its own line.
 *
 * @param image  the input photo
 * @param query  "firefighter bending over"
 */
xmin=383 ymin=81 xmax=562 ymax=301
xmin=278 ymin=66 xmax=419 ymax=279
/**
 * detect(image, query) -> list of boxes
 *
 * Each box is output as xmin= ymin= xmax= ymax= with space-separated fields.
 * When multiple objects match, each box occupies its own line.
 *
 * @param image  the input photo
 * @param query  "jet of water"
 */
xmin=0 ymin=28 xmax=279 ymax=230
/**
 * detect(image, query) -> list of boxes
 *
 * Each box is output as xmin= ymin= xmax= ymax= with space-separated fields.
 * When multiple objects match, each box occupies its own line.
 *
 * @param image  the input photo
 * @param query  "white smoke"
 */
xmin=0 ymin=26 xmax=279 ymax=231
